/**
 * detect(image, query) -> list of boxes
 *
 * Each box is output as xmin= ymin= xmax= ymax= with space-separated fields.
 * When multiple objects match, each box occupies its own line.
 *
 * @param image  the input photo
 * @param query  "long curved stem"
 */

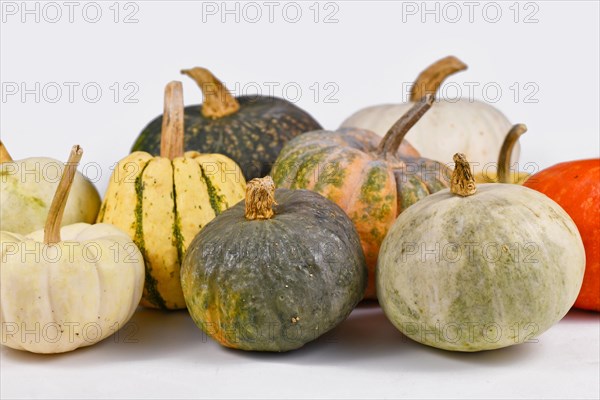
xmin=377 ymin=94 xmax=434 ymax=158
xmin=497 ymin=124 xmax=527 ymax=183
xmin=44 ymin=145 xmax=83 ymax=244
xmin=160 ymin=81 xmax=185 ymax=160
xmin=410 ymin=56 xmax=467 ymax=102
xmin=181 ymin=67 xmax=240 ymax=119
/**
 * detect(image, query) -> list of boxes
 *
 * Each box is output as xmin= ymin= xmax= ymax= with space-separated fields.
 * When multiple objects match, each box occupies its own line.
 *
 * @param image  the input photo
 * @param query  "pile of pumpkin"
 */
xmin=1 ymin=57 xmax=598 ymax=354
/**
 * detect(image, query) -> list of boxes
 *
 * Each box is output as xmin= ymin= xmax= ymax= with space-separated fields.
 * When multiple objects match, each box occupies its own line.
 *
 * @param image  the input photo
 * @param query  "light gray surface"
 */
xmin=1 ymin=304 xmax=599 ymax=399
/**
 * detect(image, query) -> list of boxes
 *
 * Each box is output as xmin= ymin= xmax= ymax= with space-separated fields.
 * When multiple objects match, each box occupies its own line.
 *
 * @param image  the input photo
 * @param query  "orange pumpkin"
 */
xmin=524 ymin=159 xmax=600 ymax=311
xmin=271 ymin=95 xmax=451 ymax=299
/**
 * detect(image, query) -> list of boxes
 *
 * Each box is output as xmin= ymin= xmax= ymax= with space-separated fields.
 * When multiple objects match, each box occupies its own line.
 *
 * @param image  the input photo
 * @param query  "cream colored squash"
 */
xmin=0 ymin=146 xmax=144 ymax=354
xmin=0 ymin=142 xmax=101 ymax=234
xmin=377 ymin=154 xmax=585 ymax=352
xmin=97 ymin=81 xmax=246 ymax=310
xmin=340 ymin=56 xmax=515 ymax=166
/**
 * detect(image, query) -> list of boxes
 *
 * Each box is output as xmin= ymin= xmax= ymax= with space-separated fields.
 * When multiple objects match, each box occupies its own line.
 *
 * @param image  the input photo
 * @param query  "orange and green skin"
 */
xmin=181 ymin=189 xmax=367 ymax=352
xmin=270 ymin=128 xmax=450 ymax=299
xmin=132 ymin=97 xmax=322 ymax=180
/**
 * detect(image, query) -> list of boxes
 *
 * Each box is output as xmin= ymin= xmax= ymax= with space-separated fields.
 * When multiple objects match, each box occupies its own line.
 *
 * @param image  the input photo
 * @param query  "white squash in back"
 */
xmin=0 ymin=146 xmax=144 ymax=354
xmin=0 ymin=141 xmax=101 ymax=235
xmin=377 ymin=154 xmax=585 ymax=352
xmin=340 ymin=56 xmax=515 ymax=165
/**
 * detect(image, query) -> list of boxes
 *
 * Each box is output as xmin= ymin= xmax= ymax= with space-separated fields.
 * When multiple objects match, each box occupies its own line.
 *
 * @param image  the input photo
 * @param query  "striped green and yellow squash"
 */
xmin=271 ymin=95 xmax=450 ymax=299
xmin=98 ymin=81 xmax=246 ymax=310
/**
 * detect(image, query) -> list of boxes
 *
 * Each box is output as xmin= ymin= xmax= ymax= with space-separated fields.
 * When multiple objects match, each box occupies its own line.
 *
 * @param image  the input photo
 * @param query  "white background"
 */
xmin=1 ymin=1 xmax=599 ymax=399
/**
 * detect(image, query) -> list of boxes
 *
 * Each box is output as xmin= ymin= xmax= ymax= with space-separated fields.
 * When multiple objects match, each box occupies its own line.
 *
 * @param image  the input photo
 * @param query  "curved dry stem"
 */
xmin=497 ymin=124 xmax=527 ymax=183
xmin=410 ymin=56 xmax=468 ymax=102
xmin=181 ymin=67 xmax=240 ymax=119
xmin=378 ymin=94 xmax=434 ymax=157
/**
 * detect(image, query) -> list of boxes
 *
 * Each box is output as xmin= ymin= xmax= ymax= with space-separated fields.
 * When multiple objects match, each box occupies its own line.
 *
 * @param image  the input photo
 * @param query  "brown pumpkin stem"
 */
xmin=378 ymin=94 xmax=434 ymax=157
xmin=497 ymin=124 xmax=527 ymax=183
xmin=181 ymin=67 xmax=240 ymax=119
xmin=409 ymin=56 xmax=468 ymax=102
xmin=44 ymin=145 xmax=83 ymax=244
xmin=0 ymin=140 xmax=13 ymax=162
xmin=245 ymin=176 xmax=277 ymax=220
xmin=451 ymin=153 xmax=477 ymax=197
xmin=160 ymin=81 xmax=185 ymax=160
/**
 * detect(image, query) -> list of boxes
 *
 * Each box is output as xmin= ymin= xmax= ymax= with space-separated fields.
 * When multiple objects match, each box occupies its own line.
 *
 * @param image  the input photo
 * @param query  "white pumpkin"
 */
xmin=377 ymin=154 xmax=585 ymax=352
xmin=0 ymin=141 xmax=101 ymax=235
xmin=340 ymin=56 xmax=516 ymax=166
xmin=0 ymin=146 xmax=144 ymax=354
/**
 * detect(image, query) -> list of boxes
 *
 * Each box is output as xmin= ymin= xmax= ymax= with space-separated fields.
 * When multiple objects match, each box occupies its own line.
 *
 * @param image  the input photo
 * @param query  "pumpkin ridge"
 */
xmin=97 ymin=200 xmax=107 ymax=221
xmin=345 ymin=160 xmax=387 ymax=220
xmin=217 ymin=217 xmax=248 ymax=322
xmin=290 ymin=146 xmax=343 ymax=190
xmin=267 ymin=217 xmax=329 ymax=346
xmin=322 ymin=151 xmax=373 ymax=211
xmin=273 ymin=142 xmax=335 ymax=188
xmin=294 ymin=147 xmax=340 ymax=192
xmin=395 ymin=170 xmax=430 ymax=212
xmin=241 ymin=220 xmax=289 ymax=345
xmin=198 ymin=163 xmax=224 ymax=216
xmin=134 ymin=160 xmax=167 ymax=310
xmin=202 ymin=218 xmax=247 ymax=347
xmin=171 ymin=160 xmax=185 ymax=269
xmin=312 ymin=146 xmax=354 ymax=193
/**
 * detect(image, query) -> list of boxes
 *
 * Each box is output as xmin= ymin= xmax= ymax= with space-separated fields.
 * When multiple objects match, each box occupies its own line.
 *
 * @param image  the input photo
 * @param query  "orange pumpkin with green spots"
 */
xmin=271 ymin=95 xmax=451 ymax=299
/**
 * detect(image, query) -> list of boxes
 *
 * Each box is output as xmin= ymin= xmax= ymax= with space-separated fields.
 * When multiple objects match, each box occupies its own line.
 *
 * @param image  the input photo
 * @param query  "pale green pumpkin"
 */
xmin=377 ymin=154 xmax=585 ymax=352
xmin=0 ymin=143 xmax=100 ymax=234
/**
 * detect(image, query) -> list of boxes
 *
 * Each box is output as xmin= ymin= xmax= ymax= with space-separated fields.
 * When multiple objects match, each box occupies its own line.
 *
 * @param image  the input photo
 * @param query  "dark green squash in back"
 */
xmin=131 ymin=68 xmax=322 ymax=180
xmin=181 ymin=177 xmax=367 ymax=352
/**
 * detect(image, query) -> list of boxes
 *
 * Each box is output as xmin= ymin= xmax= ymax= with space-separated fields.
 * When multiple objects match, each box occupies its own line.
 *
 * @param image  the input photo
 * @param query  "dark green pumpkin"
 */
xmin=181 ymin=177 xmax=367 ymax=352
xmin=131 ymin=67 xmax=322 ymax=180
xmin=270 ymin=95 xmax=451 ymax=299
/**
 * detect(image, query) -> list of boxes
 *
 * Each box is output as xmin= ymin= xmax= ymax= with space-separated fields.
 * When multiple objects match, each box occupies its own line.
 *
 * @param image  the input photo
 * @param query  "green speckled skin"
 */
xmin=270 ymin=127 xmax=451 ymax=298
xmin=377 ymin=184 xmax=586 ymax=352
xmin=131 ymin=96 xmax=322 ymax=180
xmin=181 ymin=188 xmax=367 ymax=352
